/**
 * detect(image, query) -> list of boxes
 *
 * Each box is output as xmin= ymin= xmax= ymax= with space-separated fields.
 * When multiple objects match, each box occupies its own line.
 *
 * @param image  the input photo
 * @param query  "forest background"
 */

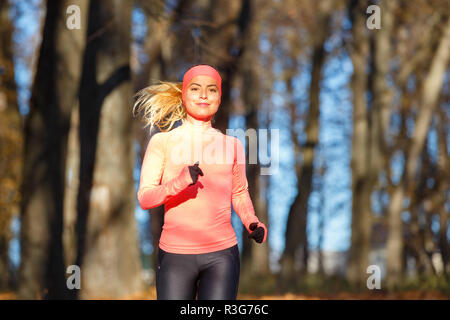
xmin=0 ymin=0 xmax=449 ymax=299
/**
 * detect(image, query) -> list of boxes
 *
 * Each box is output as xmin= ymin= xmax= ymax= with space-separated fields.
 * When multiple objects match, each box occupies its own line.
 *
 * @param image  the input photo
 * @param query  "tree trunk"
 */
xmin=436 ymin=109 xmax=449 ymax=275
xmin=316 ymin=163 xmax=326 ymax=276
xmin=347 ymin=0 xmax=394 ymax=288
xmin=77 ymin=0 xmax=143 ymax=299
xmin=239 ymin=0 xmax=271 ymax=281
xmin=438 ymin=205 xmax=449 ymax=274
xmin=18 ymin=0 xmax=88 ymax=299
xmin=347 ymin=0 xmax=370 ymax=288
xmin=386 ymin=17 xmax=450 ymax=289
xmin=280 ymin=0 xmax=332 ymax=284
xmin=410 ymin=205 xmax=434 ymax=275
xmin=0 ymin=0 xmax=22 ymax=291
xmin=63 ymin=103 xmax=80 ymax=268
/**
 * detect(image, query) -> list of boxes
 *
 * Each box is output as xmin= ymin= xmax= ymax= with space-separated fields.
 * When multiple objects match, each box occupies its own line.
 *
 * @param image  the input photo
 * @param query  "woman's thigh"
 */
xmin=197 ymin=245 xmax=240 ymax=300
xmin=156 ymin=248 xmax=199 ymax=300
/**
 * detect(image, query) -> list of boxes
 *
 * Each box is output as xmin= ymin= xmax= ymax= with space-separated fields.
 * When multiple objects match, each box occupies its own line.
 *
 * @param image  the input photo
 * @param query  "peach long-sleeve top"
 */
xmin=137 ymin=119 xmax=267 ymax=254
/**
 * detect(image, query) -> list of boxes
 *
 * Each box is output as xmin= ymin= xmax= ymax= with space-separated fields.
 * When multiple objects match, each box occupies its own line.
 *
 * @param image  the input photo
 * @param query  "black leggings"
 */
xmin=156 ymin=245 xmax=240 ymax=300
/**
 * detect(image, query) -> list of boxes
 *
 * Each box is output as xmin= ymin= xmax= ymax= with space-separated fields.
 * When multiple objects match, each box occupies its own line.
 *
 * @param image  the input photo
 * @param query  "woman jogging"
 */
xmin=134 ymin=64 xmax=267 ymax=300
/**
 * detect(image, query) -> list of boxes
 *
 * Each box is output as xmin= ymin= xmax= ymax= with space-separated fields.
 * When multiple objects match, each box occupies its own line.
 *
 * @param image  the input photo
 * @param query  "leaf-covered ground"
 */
xmin=1 ymin=288 xmax=449 ymax=300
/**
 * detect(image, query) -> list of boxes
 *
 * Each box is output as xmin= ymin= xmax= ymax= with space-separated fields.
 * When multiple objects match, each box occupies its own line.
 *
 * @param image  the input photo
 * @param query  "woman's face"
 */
xmin=183 ymin=75 xmax=220 ymax=121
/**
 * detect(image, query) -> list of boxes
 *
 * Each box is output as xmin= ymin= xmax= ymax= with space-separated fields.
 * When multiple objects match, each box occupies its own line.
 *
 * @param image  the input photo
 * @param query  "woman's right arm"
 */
xmin=137 ymin=133 xmax=193 ymax=210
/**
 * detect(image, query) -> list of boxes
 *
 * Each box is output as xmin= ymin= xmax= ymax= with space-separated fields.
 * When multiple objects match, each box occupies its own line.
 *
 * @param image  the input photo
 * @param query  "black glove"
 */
xmin=248 ymin=222 xmax=264 ymax=243
xmin=188 ymin=161 xmax=204 ymax=185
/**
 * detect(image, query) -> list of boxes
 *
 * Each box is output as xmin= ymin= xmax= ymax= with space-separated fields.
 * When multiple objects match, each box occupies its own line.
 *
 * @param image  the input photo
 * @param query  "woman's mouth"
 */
xmin=196 ymin=103 xmax=210 ymax=107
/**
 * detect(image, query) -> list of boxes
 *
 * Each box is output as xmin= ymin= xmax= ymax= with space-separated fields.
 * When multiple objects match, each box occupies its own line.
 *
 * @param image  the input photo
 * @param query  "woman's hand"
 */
xmin=188 ymin=161 xmax=204 ymax=185
xmin=248 ymin=222 xmax=265 ymax=243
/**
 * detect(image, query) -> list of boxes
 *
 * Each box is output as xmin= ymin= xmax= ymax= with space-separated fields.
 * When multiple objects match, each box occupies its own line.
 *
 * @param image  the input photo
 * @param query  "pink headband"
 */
xmin=182 ymin=65 xmax=222 ymax=104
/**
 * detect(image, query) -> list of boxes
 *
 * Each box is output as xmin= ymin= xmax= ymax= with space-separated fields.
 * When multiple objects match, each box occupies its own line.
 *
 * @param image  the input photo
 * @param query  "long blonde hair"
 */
xmin=133 ymin=81 xmax=186 ymax=133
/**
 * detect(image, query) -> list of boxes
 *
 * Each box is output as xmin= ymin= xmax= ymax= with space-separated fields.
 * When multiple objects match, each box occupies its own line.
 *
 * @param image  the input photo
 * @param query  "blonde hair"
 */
xmin=133 ymin=81 xmax=187 ymax=133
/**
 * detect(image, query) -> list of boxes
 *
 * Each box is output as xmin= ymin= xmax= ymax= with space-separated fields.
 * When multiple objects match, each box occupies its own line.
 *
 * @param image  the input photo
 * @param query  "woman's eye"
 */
xmin=209 ymin=89 xmax=217 ymax=92
xmin=191 ymin=87 xmax=198 ymax=91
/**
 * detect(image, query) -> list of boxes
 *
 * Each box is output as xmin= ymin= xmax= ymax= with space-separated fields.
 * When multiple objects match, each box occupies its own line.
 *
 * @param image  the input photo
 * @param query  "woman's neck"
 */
xmin=184 ymin=115 xmax=212 ymax=129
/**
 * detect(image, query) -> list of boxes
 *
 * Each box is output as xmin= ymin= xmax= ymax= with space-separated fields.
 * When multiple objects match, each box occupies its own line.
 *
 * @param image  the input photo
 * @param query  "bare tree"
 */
xmin=63 ymin=101 xmax=80 ymax=268
xmin=347 ymin=0 xmax=394 ymax=288
xmin=238 ymin=0 xmax=271 ymax=280
xmin=0 ymin=0 xmax=22 ymax=291
xmin=386 ymin=16 xmax=450 ymax=289
xmin=436 ymin=106 xmax=449 ymax=275
xmin=18 ymin=0 xmax=88 ymax=299
xmin=76 ymin=0 xmax=144 ymax=299
xmin=280 ymin=0 xmax=333 ymax=285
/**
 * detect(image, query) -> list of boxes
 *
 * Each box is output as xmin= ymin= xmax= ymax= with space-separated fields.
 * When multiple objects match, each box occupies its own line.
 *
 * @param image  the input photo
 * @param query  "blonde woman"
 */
xmin=134 ymin=65 xmax=267 ymax=300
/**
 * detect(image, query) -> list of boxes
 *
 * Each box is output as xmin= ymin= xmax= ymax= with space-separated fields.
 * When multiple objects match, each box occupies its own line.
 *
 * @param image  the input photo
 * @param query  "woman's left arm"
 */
xmin=231 ymin=138 xmax=267 ymax=244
